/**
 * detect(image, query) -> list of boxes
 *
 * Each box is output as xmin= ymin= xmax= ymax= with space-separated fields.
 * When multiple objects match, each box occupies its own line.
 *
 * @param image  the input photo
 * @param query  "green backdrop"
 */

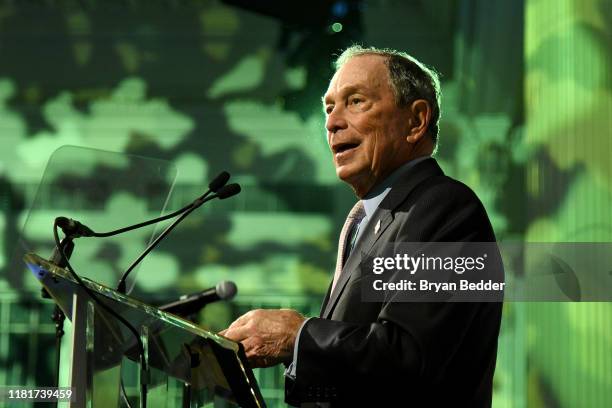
xmin=0 ymin=1 xmax=610 ymax=406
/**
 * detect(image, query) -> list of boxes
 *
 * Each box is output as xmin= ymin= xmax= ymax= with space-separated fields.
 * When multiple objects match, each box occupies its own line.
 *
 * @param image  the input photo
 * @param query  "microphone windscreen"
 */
xmin=209 ymin=171 xmax=230 ymax=192
xmin=215 ymin=280 xmax=237 ymax=300
xmin=217 ymin=183 xmax=241 ymax=199
xmin=56 ymin=217 xmax=73 ymax=229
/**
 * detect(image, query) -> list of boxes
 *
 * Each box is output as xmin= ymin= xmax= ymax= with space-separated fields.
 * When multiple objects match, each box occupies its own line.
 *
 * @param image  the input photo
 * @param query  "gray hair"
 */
xmin=334 ymin=45 xmax=442 ymax=144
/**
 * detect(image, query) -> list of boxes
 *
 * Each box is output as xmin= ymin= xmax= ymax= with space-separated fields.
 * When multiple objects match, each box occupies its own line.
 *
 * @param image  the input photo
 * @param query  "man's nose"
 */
xmin=325 ymin=107 xmax=348 ymax=134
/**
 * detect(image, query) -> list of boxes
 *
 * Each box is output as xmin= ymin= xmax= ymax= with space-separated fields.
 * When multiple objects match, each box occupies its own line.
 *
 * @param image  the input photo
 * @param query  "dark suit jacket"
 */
xmin=285 ymin=158 xmax=503 ymax=407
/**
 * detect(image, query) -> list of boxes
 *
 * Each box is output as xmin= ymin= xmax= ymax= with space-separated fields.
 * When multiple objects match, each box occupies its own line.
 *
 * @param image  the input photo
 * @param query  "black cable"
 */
xmin=45 ymin=237 xmax=72 ymax=408
xmin=121 ymin=378 xmax=134 ymax=408
xmin=52 ymin=306 xmax=65 ymax=385
xmin=52 ymin=222 xmax=148 ymax=408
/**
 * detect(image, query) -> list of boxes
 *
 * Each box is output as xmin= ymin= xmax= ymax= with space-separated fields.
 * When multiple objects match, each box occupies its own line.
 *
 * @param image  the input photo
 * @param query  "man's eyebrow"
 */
xmin=322 ymin=85 xmax=364 ymax=106
xmin=341 ymin=85 xmax=362 ymax=95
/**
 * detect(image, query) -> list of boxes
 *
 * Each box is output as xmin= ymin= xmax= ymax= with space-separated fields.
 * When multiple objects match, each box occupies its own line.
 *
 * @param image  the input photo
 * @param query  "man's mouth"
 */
xmin=333 ymin=142 xmax=360 ymax=156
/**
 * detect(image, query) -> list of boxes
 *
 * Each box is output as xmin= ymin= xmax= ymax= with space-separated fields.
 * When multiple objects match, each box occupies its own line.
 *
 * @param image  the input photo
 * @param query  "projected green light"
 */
xmin=331 ymin=22 xmax=343 ymax=33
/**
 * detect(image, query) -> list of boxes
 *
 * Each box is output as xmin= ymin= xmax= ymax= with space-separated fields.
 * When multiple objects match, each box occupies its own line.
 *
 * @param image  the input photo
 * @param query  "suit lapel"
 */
xmin=322 ymin=209 xmax=394 ymax=318
xmin=322 ymin=158 xmax=444 ymax=319
xmin=319 ymin=282 xmax=333 ymax=317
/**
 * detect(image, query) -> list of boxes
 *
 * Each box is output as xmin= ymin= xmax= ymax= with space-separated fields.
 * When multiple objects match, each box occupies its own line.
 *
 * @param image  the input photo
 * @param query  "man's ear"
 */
xmin=406 ymin=99 xmax=432 ymax=143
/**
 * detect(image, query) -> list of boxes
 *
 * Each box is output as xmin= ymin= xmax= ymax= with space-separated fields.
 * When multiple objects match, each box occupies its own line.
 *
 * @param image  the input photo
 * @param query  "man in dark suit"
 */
xmin=221 ymin=45 xmax=502 ymax=407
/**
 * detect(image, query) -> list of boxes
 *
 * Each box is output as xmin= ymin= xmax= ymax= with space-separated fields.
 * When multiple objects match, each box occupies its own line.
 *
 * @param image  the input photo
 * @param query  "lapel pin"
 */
xmin=374 ymin=219 xmax=381 ymax=235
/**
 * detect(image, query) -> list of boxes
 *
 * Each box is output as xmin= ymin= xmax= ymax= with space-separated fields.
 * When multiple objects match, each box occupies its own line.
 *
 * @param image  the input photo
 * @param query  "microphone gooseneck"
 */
xmin=52 ymin=171 xmax=232 ymax=242
xmin=115 ymin=181 xmax=242 ymax=294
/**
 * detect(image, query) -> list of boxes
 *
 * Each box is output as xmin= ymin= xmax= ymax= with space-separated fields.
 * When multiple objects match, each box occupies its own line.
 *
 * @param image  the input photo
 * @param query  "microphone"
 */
xmin=158 ymin=281 xmax=238 ymax=316
xmin=217 ymin=183 xmax=241 ymax=199
xmin=208 ymin=171 xmax=230 ymax=193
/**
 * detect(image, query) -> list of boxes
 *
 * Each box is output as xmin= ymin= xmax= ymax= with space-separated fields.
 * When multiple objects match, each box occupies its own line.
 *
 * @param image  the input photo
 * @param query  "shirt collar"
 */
xmin=361 ymin=156 xmax=431 ymax=219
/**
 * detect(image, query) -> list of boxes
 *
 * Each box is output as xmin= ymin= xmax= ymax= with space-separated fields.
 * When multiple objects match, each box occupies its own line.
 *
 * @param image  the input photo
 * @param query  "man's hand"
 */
xmin=220 ymin=309 xmax=305 ymax=368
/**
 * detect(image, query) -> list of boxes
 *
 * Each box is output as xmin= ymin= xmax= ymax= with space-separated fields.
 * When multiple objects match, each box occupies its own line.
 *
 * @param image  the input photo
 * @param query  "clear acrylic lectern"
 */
xmin=25 ymin=253 xmax=265 ymax=408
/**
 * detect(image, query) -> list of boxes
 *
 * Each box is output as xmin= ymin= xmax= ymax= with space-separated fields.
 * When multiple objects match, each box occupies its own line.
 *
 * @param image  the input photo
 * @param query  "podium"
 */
xmin=25 ymin=253 xmax=266 ymax=408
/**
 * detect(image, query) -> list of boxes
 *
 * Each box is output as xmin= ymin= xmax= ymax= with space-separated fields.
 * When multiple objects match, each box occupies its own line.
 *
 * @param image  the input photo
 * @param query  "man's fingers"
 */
xmin=219 ymin=309 xmax=301 ymax=367
xmin=220 ymin=311 xmax=256 ymax=338
xmin=224 ymin=331 xmax=273 ymax=368
xmin=225 ymin=311 xmax=255 ymax=332
xmin=241 ymin=336 xmax=259 ymax=354
xmin=242 ymin=337 xmax=280 ymax=368
xmin=221 ymin=324 xmax=251 ymax=342
xmin=234 ymin=310 xmax=257 ymax=326
xmin=242 ymin=338 xmax=265 ymax=367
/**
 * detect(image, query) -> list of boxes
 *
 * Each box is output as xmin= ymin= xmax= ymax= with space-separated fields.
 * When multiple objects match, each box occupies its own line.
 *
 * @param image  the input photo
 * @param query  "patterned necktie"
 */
xmin=331 ymin=201 xmax=366 ymax=295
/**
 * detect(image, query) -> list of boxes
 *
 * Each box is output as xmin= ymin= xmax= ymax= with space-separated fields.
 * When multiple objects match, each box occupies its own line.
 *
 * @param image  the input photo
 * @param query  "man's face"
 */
xmin=323 ymin=54 xmax=413 ymax=197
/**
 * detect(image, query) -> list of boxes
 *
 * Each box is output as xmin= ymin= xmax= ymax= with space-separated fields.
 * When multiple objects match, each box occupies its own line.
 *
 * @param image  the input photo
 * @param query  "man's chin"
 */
xmin=335 ymin=167 xmax=371 ymax=198
xmin=335 ymin=165 xmax=356 ymax=183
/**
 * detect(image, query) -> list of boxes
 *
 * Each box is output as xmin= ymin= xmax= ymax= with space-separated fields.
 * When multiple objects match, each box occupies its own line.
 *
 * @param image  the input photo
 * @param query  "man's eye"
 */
xmin=325 ymin=106 xmax=334 ymax=114
xmin=350 ymin=98 xmax=362 ymax=105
